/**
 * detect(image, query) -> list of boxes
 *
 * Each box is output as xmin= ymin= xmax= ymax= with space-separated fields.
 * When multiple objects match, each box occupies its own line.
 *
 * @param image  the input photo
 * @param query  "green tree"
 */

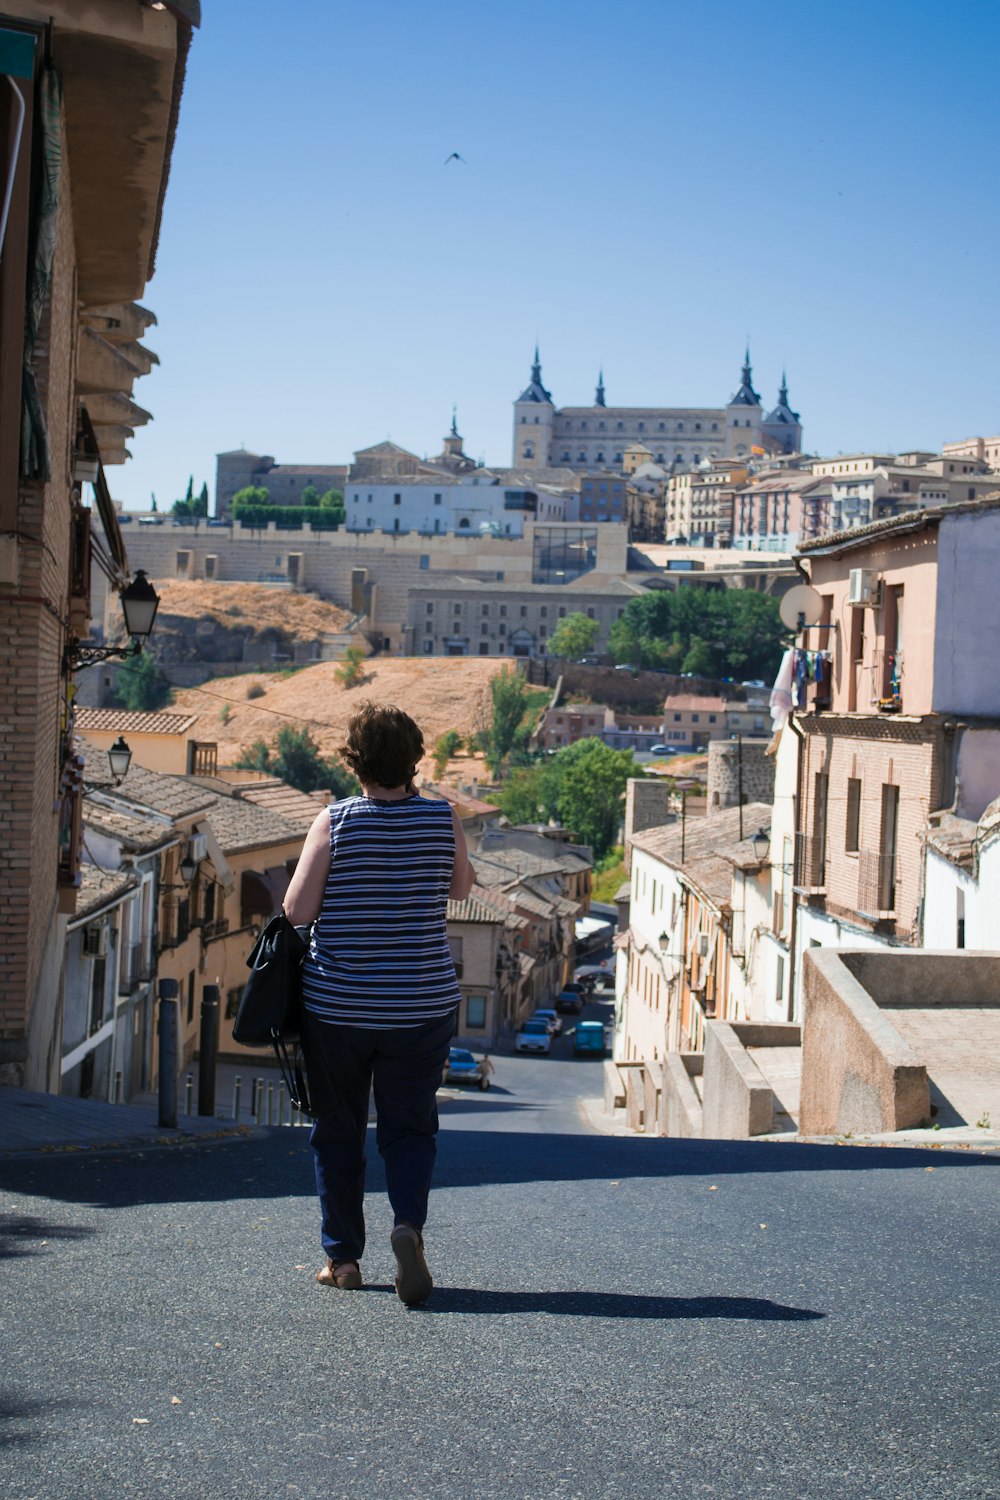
xmin=549 ymin=611 xmax=600 ymax=660
xmin=479 ymin=667 xmax=533 ymax=778
xmin=334 ymin=643 xmax=369 ymax=688
xmin=554 ymin=739 xmax=635 ymax=859
xmin=679 ymin=635 xmax=718 ymax=677
xmin=184 ymin=475 xmax=194 ymax=504
xmin=235 ymin=725 xmax=358 ymax=797
xmin=114 ymin=650 xmax=171 ymax=712
xmin=431 ymin=729 xmax=463 ymax=777
xmin=231 ymin=484 xmax=271 ymax=508
xmin=300 ymin=484 xmax=320 ymax=507
xmin=319 ymin=488 xmax=345 ymax=525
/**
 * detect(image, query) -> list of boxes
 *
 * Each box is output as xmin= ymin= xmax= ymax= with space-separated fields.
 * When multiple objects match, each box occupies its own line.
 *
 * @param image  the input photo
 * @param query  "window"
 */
xmin=846 ymin=778 xmax=861 ymax=852
xmin=466 ymin=995 xmax=487 ymax=1028
xmin=424 ymin=621 xmax=433 ymax=634
xmin=709 ymin=715 xmax=716 ymax=724
xmin=879 ymin=783 xmax=899 ymax=909
xmin=558 ymin=606 xmax=566 ymax=618
xmin=520 ymin=605 xmax=528 ymax=617
xmin=677 ymin=422 xmax=684 ymax=432
xmin=481 ymin=622 xmax=489 ymax=635
xmin=692 ymin=714 xmax=700 ymax=723
xmin=393 ymin=494 xmax=401 ymax=505
xmin=420 ymin=554 xmax=430 ymax=569
xmin=423 ymin=639 xmax=434 ymax=653
xmin=434 ymin=494 xmax=442 ymax=505
xmin=673 ymin=713 xmax=681 ymax=722
xmin=499 ymin=623 xmax=506 ymax=636
xmin=540 ymin=606 xmax=547 ymax=618
xmin=478 ymin=641 xmax=489 ymax=655
xmin=426 ymin=602 xmax=434 ymax=614
xmin=499 ymin=604 xmax=507 ymax=617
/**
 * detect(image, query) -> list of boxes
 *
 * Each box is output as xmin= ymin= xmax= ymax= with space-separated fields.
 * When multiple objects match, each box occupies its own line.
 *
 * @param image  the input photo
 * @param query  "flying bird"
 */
xmin=444 ymin=152 xmax=467 ymax=165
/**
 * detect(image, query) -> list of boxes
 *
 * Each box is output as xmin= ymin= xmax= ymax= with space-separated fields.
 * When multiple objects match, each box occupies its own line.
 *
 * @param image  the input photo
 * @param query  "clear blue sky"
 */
xmin=117 ymin=0 xmax=1000 ymax=509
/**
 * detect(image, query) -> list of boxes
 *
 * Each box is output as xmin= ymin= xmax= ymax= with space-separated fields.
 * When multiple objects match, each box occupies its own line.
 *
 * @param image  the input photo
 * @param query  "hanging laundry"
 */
xmin=769 ymin=648 xmax=795 ymax=731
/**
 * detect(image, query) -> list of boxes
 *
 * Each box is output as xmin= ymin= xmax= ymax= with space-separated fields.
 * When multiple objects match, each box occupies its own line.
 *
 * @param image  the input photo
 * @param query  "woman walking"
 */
xmin=283 ymin=700 xmax=476 ymax=1305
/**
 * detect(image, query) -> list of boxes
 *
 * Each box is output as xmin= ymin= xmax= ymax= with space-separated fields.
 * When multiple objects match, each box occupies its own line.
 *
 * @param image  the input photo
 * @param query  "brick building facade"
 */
xmin=0 ymin=4 xmax=197 ymax=1089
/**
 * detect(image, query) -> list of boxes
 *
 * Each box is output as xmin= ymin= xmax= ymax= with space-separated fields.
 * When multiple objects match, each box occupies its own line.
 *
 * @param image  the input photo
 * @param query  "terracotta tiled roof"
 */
xmin=76 ymin=707 xmax=199 ymax=735
xmin=71 ymin=863 xmax=138 ymax=923
xmin=83 ymin=802 xmax=176 ymax=854
xmin=446 ymin=893 xmax=508 ymax=924
xmin=629 ymin=802 xmax=773 ymax=911
xmin=236 ymin=780 xmax=329 ymax=828
xmin=663 ymin=694 xmax=728 ymax=712
xmin=199 ymin=793 xmax=305 ymax=855
xmin=81 ymin=749 xmax=216 ymax=821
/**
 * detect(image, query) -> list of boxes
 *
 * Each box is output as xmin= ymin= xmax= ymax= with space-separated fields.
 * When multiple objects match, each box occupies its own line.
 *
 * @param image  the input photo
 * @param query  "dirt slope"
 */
xmin=170 ymin=656 xmax=518 ymax=767
xmin=153 ymin=581 xmax=353 ymax=640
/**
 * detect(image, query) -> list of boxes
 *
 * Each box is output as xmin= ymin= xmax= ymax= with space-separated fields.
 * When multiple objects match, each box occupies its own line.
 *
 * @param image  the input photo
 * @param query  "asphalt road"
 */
xmin=1 ymin=1016 xmax=998 ymax=1500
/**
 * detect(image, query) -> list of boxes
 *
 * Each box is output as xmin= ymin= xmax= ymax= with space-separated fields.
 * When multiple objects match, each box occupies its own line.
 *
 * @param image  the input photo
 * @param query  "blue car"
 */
xmin=442 ymin=1047 xmax=491 ymax=1090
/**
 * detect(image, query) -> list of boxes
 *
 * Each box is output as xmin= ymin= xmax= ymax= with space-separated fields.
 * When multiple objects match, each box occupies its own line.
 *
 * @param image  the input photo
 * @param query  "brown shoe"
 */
xmin=390 ymin=1223 xmax=433 ymax=1306
xmin=316 ymin=1257 xmax=362 ymax=1290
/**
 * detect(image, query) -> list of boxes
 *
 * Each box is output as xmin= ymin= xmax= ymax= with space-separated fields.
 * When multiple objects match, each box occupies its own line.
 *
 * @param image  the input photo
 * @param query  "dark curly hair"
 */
xmin=338 ymin=700 xmax=425 ymax=790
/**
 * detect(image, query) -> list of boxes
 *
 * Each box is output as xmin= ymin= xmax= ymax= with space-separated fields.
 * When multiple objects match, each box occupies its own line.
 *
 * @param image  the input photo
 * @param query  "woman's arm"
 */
xmin=283 ymin=808 xmax=332 ymax=926
xmin=449 ymin=806 xmax=476 ymax=901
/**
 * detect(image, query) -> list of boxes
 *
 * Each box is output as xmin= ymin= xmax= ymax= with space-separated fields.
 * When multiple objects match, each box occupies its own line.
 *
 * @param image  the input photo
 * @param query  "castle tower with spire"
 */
xmin=510 ymin=344 xmax=801 ymax=472
xmin=511 ymin=346 xmax=555 ymax=471
xmin=724 ymin=345 xmax=764 ymax=457
xmin=761 ymin=372 xmax=802 ymax=455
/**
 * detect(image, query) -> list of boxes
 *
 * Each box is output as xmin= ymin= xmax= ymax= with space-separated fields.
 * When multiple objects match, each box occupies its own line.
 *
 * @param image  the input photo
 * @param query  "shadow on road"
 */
xmin=361 ymin=1285 xmax=826 ymax=1321
xmin=0 ymin=1213 xmax=97 ymax=1258
xmin=0 ymin=1129 xmax=994 ymax=1212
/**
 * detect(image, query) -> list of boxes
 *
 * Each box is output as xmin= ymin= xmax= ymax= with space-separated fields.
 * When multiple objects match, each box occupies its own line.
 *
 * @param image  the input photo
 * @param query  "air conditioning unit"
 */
xmin=847 ymin=568 xmax=882 ymax=608
xmin=82 ymin=924 xmax=107 ymax=958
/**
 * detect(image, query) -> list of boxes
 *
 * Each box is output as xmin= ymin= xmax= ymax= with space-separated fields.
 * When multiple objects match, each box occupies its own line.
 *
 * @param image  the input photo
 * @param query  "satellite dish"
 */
xmin=779 ymin=583 xmax=823 ymax=630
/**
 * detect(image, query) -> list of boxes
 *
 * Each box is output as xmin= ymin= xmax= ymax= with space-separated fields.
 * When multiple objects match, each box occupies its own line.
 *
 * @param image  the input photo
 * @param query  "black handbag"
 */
xmin=233 ymin=913 xmax=312 ymax=1116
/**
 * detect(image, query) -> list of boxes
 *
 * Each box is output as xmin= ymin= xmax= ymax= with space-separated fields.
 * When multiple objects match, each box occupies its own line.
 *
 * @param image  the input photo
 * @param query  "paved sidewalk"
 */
xmin=0 ymin=1086 xmax=265 ymax=1156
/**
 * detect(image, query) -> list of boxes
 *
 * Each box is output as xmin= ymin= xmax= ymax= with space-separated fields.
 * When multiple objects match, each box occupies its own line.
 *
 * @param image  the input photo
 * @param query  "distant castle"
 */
xmin=511 ymin=347 xmax=802 ymax=473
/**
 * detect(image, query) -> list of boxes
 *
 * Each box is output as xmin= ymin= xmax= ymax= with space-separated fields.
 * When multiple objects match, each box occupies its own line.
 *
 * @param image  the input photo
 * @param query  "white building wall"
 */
xmin=924 ymin=842 xmax=1000 ymax=951
xmin=346 ymin=481 xmax=564 ymax=538
xmin=615 ymin=848 xmax=683 ymax=1064
xmin=933 ymin=508 xmax=1000 ymax=718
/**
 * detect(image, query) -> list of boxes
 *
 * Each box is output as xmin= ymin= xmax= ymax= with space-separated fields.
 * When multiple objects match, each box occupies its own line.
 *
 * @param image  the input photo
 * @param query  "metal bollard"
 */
xmin=232 ymin=1075 xmax=242 ymax=1122
xmin=185 ymin=1074 xmax=193 ymax=1115
xmin=251 ymin=1077 xmax=261 ymax=1122
xmin=157 ymin=980 xmax=180 ymax=1129
xmin=197 ymin=984 xmax=220 ymax=1117
xmin=113 ymin=1070 xmax=123 ymax=1105
xmin=277 ymin=1081 xmax=286 ymax=1126
xmin=266 ymin=1080 xmax=275 ymax=1126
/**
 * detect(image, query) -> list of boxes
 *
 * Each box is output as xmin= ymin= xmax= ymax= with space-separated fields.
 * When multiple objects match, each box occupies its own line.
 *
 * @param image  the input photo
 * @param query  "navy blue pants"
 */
xmin=301 ymin=1008 xmax=455 ymax=1265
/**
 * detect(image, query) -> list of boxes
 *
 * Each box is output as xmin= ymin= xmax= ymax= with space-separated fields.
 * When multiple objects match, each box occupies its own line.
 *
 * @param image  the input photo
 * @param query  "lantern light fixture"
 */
xmin=750 ymin=828 xmax=771 ymax=863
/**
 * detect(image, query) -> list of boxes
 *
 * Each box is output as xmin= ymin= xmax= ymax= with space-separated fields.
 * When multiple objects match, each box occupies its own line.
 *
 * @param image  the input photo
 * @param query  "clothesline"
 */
xmin=769 ymin=648 xmax=832 ymax=732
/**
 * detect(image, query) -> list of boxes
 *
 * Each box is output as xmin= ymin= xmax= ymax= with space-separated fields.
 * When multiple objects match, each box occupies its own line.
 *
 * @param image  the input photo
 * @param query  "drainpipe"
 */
xmin=785 ymin=712 xmax=805 ymax=1023
xmin=785 ymin=552 xmax=812 ymax=1024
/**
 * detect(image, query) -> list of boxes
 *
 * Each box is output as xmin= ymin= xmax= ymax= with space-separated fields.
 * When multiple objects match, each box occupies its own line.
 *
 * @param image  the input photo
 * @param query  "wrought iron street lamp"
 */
xmin=750 ymin=827 xmax=771 ymax=863
xmin=65 ymin=570 xmax=161 ymax=672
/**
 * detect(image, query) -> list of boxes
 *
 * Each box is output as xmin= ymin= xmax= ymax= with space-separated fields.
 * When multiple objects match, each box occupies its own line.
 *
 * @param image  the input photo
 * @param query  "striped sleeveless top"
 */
xmin=301 ymin=793 xmax=461 ymax=1028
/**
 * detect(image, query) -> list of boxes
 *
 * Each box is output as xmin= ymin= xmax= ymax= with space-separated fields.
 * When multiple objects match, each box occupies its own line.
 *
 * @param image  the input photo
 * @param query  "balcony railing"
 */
xmin=160 ymin=897 xmax=190 ymax=950
xmin=857 ymin=852 xmax=899 ymax=919
xmin=794 ymin=832 xmax=826 ymax=893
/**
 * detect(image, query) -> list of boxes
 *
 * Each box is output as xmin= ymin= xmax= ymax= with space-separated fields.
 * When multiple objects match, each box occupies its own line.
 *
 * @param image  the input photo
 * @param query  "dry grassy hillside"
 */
xmin=170 ymin=655 xmax=518 ymax=767
xmin=153 ymin=581 xmax=354 ymax=639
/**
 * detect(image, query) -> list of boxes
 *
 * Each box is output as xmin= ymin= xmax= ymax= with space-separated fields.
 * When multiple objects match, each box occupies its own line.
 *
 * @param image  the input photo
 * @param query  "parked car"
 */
xmin=573 ymin=1021 xmax=607 ymax=1057
xmin=555 ymin=990 xmax=584 ymax=1015
xmin=442 ymin=1047 xmax=491 ymax=1090
xmin=531 ymin=1007 xmax=563 ymax=1036
xmin=515 ymin=1018 xmax=551 ymax=1054
xmin=650 ymin=744 xmax=678 ymax=756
